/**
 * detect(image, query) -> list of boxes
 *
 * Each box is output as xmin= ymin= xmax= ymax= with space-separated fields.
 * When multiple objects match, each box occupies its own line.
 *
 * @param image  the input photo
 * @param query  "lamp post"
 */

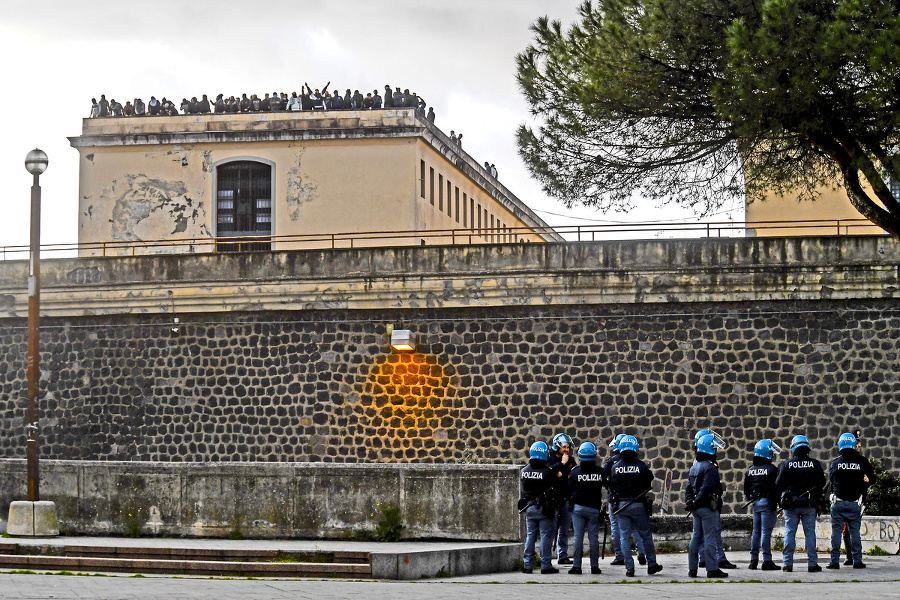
xmin=6 ymin=149 xmax=57 ymax=536
xmin=24 ymin=148 xmax=47 ymax=502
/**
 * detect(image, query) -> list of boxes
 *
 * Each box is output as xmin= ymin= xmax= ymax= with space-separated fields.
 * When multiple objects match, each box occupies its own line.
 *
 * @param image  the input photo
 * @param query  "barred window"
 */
xmin=216 ymin=161 xmax=272 ymax=252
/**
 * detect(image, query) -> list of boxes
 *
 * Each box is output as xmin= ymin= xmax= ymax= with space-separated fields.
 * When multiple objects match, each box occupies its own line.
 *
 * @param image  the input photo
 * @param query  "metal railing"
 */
xmin=0 ymin=218 xmax=884 ymax=260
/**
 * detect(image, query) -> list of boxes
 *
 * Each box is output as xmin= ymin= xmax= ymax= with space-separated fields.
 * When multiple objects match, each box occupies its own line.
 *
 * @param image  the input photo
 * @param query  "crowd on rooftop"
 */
xmin=89 ymin=84 xmax=436 ymax=120
xmin=86 ymin=84 xmax=510 ymax=181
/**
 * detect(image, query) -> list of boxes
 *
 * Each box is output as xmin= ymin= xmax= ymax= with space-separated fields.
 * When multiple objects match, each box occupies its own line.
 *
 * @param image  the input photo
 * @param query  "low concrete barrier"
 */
xmin=371 ymin=543 xmax=521 ymax=579
xmin=0 ymin=460 xmax=520 ymax=541
xmin=787 ymin=516 xmax=900 ymax=554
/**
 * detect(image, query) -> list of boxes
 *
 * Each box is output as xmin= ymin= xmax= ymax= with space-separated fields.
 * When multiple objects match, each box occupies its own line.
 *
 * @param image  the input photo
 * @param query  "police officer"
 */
xmin=610 ymin=435 xmax=663 ymax=577
xmin=519 ymin=441 xmax=562 ymax=574
xmin=604 ymin=434 xmax=646 ymax=566
xmin=685 ymin=433 xmax=728 ymax=578
xmin=776 ymin=435 xmax=826 ymax=572
xmin=567 ymin=442 xmax=604 ymax=575
xmin=693 ymin=429 xmax=737 ymax=570
xmin=744 ymin=439 xmax=780 ymax=570
xmin=826 ymin=432 xmax=874 ymax=569
xmin=548 ymin=432 xmax=575 ymax=565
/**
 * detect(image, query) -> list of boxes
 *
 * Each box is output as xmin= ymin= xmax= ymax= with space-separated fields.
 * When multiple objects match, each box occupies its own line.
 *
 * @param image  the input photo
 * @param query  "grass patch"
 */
xmin=772 ymin=533 xmax=784 ymax=551
xmin=656 ymin=541 xmax=679 ymax=553
xmin=865 ymin=545 xmax=891 ymax=556
xmin=435 ymin=567 xmax=451 ymax=578
xmin=271 ymin=550 xmax=332 ymax=563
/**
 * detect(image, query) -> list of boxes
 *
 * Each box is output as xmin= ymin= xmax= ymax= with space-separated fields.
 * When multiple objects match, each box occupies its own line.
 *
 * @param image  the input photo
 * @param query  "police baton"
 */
xmin=518 ymin=487 xmax=551 ymax=514
xmin=613 ymin=489 xmax=649 ymax=516
xmin=601 ymin=511 xmax=609 ymax=559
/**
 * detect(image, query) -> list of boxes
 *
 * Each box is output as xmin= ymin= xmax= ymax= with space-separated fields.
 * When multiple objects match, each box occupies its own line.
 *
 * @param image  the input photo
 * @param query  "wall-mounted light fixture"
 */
xmin=390 ymin=329 xmax=416 ymax=352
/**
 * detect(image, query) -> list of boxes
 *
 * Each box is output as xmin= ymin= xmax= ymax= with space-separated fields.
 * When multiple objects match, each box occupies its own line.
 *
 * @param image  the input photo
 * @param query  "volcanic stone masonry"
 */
xmin=0 ymin=299 xmax=897 ymax=511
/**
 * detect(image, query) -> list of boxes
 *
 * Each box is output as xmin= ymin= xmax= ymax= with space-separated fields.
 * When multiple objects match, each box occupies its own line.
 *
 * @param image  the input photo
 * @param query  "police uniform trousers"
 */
xmin=713 ymin=512 xmax=727 ymax=563
xmin=571 ymin=504 xmax=601 ymax=570
xmin=688 ymin=506 xmax=719 ymax=573
xmin=783 ymin=506 xmax=818 ymax=567
xmin=750 ymin=498 xmax=776 ymax=563
xmin=523 ymin=504 xmax=554 ymax=571
xmin=556 ymin=503 xmax=572 ymax=560
xmin=609 ymin=502 xmax=645 ymax=560
xmin=615 ymin=501 xmax=658 ymax=571
xmin=830 ymin=500 xmax=863 ymax=565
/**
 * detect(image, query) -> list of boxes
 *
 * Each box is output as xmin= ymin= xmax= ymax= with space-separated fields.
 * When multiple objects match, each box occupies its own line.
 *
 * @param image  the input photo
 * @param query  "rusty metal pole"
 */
xmin=25 ymin=171 xmax=41 ymax=502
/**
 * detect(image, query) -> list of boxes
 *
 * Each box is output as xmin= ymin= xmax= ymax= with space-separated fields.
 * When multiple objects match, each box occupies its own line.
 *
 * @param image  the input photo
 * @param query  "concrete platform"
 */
xmin=0 ymin=536 xmax=520 ymax=580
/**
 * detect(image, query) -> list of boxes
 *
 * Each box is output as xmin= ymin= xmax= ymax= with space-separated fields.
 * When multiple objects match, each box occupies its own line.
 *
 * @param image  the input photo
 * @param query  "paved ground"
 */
xmin=0 ymin=537 xmax=897 ymax=599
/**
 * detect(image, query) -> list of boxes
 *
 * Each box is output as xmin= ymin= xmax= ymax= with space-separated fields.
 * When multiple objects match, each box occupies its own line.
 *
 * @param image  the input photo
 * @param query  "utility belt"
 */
xmin=830 ymin=494 xmax=864 ymax=507
xmin=696 ymin=493 xmax=723 ymax=512
xmin=781 ymin=493 xmax=816 ymax=509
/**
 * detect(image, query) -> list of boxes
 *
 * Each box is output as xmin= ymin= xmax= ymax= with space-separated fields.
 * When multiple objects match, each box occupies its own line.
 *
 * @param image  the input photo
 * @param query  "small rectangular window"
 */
xmin=490 ymin=215 xmax=495 ymax=242
xmin=430 ymin=168 xmax=435 ymax=205
xmin=470 ymin=198 xmax=475 ymax=230
xmin=455 ymin=188 xmax=460 ymax=223
xmin=420 ymin=160 xmax=426 ymax=199
xmin=447 ymin=181 xmax=452 ymax=216
xmin=484 ymin=208 xmax=488 ymax=238
xmin=477 ymin=204 xmax=482 ymax=230
xmin=439 ymin=174 xmax=444 ymax=211
xmin=463 ymin=193 xmax=468 ymax=227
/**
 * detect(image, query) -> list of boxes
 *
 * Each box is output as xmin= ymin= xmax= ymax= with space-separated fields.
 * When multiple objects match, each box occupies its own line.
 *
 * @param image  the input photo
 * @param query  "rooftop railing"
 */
xmin=0 ymin=218 xmax=884 ymax=261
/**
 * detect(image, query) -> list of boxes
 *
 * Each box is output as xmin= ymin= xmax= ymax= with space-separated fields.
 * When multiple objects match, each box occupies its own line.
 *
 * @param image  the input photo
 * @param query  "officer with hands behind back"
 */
xmin=548 ymin=433 xmax=575 ymax=565
xmin=605 ymin=434 xmax=646 ymax=566
xmin=826 ymin=432 xmax=874 ymax=570
xmin=685 ymin=433 xmax=729 ymax=578
xmin=775 ymin=434 xmax=827 ymax=572
xmin=610 ymin=435 xmax=663 ymax=577
xmin=519 ymin=441 xmax=562 ymax=574
xmin=744 ymin=439 xmax=781 ymax=571
xmin=566 ymin=442 xmax=604 ymax=575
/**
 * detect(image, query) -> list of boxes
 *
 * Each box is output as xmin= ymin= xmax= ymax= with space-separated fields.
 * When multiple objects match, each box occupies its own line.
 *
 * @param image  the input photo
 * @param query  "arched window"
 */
xmin=215 ymin=160 xmax=272 ymax=252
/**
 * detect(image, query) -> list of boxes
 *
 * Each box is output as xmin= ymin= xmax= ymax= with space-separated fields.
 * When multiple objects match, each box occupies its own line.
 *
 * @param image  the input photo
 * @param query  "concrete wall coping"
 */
xmin=0 ymin=459 xmax=519 ymax=473
xmin=0 ymin=235 xmax=897 ymax=318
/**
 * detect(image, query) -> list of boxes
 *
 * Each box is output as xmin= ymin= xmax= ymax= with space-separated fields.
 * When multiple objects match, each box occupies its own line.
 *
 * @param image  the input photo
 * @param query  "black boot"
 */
xmin=748 ymin=560 xmax=758 ymax=570
xmin=719 ymin=559 xmax=738 ymax=569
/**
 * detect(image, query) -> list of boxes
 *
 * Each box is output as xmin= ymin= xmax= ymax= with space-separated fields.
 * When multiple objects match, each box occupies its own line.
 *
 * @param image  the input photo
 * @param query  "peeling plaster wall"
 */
xmin=79 ymin=146 xmax=212 ymax=252
xmin=70 ymin=111 xmax=557 ymax=256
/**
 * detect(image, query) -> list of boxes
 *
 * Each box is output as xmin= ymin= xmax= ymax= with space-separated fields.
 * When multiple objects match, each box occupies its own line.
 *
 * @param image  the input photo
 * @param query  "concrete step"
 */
xmin=0 ymin=544 xmax=372 ymax=577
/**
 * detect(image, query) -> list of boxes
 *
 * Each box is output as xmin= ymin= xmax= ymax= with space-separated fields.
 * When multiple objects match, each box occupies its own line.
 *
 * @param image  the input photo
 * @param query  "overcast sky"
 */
xmin=0 ymin=0 xmax=742 ymax=251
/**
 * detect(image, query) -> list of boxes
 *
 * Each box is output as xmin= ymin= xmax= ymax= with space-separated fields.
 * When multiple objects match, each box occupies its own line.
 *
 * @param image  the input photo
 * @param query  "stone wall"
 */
xmin=0 ymin=300 xmax=897 ymax=511
xmin=0 ymin=236 xmax=898 ymax=513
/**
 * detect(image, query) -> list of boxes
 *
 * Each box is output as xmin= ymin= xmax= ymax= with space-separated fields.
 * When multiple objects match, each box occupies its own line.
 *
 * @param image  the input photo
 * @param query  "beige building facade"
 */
xmin=746 ymin=184 xmax=885 ymax=236
xmin=69 ymin=109 xmax=561 ymax=256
